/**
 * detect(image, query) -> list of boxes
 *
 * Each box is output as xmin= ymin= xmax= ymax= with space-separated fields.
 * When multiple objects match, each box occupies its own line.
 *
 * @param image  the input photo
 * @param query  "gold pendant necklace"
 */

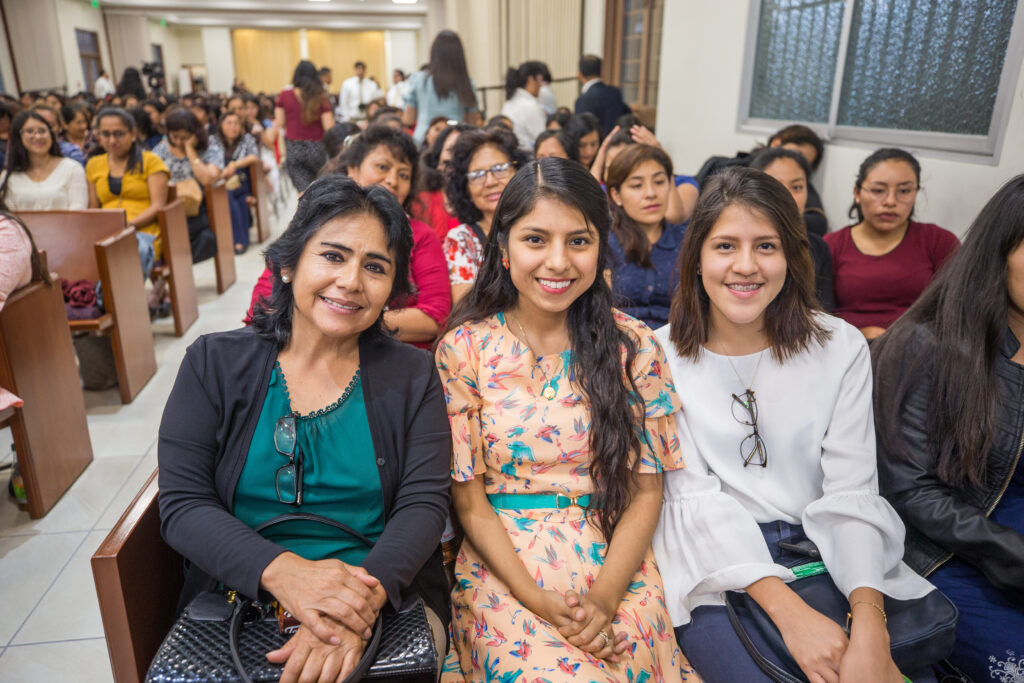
xmin=510 ymin=313 xmax=560 ymax=400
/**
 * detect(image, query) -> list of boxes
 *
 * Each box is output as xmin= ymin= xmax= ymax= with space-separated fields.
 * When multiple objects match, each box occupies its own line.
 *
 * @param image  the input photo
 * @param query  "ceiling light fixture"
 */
xmin=392 ymin=0 xmax=418 ymax=4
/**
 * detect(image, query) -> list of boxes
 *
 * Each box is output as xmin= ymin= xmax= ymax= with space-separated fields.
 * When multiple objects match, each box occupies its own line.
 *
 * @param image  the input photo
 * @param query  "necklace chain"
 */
xmin=726 ymin=349 xmax=766 ymax=392
xmin=509 ymin=313 xmax=560 ymax=400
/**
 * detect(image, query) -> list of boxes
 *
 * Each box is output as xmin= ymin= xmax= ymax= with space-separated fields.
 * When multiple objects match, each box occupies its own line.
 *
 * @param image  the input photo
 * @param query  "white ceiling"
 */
xmin=98 ymin=0 xmax=427 ymax=30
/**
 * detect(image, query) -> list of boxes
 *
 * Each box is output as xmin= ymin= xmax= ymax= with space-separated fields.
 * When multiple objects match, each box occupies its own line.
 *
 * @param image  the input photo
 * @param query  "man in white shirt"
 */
xmin=338 ymin=61 xmax=380 ymax=121
xmin=93 ymin=70 xmax=115 ymax=99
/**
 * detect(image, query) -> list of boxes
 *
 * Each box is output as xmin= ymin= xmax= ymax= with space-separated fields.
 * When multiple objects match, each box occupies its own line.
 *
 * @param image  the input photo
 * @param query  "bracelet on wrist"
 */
xmin=845 ymin=600 xmax=887 ymax=631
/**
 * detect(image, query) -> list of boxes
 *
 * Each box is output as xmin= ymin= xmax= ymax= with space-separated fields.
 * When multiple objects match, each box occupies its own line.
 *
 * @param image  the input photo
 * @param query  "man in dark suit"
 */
xmin=573 ymin=54 xmax=630 ymax=135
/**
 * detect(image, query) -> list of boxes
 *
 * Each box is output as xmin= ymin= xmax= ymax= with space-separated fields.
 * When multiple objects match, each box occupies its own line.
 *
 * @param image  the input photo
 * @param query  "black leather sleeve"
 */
xmin=877 ymin=360 xmax=1024 ymax=594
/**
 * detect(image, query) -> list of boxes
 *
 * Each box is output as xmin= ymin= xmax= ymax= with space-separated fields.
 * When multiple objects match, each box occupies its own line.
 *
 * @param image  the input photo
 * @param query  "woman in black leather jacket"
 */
xmin=872 ymin=174 xmax=1024 ymax=682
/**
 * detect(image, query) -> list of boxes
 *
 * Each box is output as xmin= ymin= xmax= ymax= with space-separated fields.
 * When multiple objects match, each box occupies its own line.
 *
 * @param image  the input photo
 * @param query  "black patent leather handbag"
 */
xmin=145 ymin=513 xmax=438 ymax=683
xmin=723 ymin=538 xmax=958 ymax=683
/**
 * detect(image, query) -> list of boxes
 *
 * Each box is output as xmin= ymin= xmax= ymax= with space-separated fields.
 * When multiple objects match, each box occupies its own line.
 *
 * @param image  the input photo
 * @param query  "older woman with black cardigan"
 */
xmin=158 ymin=175 xmax=451 ymax=683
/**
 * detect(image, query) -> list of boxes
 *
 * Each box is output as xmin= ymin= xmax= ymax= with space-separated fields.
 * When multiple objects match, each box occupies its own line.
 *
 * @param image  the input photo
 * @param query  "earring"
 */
xmin=501 ymin=256 xmax=509 ymax=270
xmin=696 ymin=266 xmax=702 ymax=275
xmin=281 ymin=274 xmax=291 ymax=283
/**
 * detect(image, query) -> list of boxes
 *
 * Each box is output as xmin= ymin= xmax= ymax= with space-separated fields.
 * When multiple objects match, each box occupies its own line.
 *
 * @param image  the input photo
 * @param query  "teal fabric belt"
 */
xmin=487 ymin=492 xmax=593 ymax=510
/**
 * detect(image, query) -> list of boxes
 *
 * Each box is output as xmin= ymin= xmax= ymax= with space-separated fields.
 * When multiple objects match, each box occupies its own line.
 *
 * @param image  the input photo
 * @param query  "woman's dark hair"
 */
xmin=323 ymin=121 xmax=362 ymax=160
xmin=446 ymin=157 xmax=646 ymax=542
xmin=768 ymin=124 xmax=824 ymax=171
xmin=564 ymin=113 xmax=602 ymax=157
xmin=116 ymin=67 xmax=146 ymax=100
xmin=445 ymin=126 xmax=529 ymax=225
xmin=251 ymin=175 xmax=414 ymax=347
xmin=163 ymin=107 xmax=209 ymax=153
xmin=485 ymin=115 xmax=513 ymax=131
xmin=330 ymin=125 xmax=419 ymax=211
xmin=546 ymin=110 xmax=571 ymax=129
xmin=669 ymin=166 xmax=830 ymax=361
xmin=613 ymin=113 xmax=647 ymax=133
xmin=215 ymin=111 xmax=246 ymax=159
xmin=1 ymin=111 xmax=62 ymax=210
xmin=504 ymin=60 xmax=547 ymax=99
xmin=417 ymin=122 xmax=475 ymax=194
xmin=872 ymin=174 xmax=1024 ymax=489
xmin=291 ymin=60 xmax=327 ymax=125
xmin=428 ymin=30 xmax=477 ymax=108
xmin=606 ymin=144 xmax=673 ymax=268
xmin=143 ymin=98 xmax=166 ymax=114
xmin=0 ymin=211 xmax=50 ymax=285
xmin=848 ymin=147 xmax=921 ymax=223
xmin=97 ymin=107 xmax=145 ymax=174
xmin=60 ymin=103 xmax=92 ymax=133
xmin=533 ymin=129 xmax=578 ymax=163
xmin=748 ymin=146 xmax=812 ymax=181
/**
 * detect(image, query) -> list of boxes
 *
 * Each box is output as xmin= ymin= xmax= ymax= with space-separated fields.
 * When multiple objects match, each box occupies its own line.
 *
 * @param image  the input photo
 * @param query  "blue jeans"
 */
xmin=136 ymin=231 xmax=155 ymax=280
xmin=675 ymin=521 xmax=936 ymax=683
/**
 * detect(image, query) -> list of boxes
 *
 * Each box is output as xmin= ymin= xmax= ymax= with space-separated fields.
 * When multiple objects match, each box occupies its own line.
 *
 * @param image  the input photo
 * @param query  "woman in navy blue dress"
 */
xmin=606 ymin=143 xmax=685 ymax=329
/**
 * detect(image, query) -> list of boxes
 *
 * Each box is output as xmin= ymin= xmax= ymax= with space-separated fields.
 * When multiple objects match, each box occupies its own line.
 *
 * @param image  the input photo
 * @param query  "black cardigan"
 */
xmin=157 ymin=325 xmax=452 ymax=623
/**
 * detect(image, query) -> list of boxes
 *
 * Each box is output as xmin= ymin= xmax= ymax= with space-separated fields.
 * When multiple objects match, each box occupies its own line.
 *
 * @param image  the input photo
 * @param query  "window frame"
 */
xmin=737 ymin=0 xmax=1024 ymax=161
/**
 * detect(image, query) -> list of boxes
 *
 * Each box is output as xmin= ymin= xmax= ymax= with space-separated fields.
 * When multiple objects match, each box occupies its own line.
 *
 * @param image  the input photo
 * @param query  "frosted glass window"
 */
xmin=748 ymin=0 xmax=847 ymax=123
xmin=838 ymin=0 xmax=1019 ymax=134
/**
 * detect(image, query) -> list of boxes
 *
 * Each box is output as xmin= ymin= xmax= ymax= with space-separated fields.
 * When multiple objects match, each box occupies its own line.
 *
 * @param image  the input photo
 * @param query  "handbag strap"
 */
xmin=724 ymin=596 xmax=806 ymax=683
xmin=254 ymin=511 xmax=375 ymax=548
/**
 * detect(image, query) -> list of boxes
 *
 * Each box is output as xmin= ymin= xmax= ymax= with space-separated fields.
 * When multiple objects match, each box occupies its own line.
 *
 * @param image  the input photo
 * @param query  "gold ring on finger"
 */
xmin=598 ymin=630 xmax=610 ymax=648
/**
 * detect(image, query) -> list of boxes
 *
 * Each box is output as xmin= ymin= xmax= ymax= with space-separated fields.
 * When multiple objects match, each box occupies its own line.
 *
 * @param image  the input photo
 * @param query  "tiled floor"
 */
xmin=0 ymin=191 xmax=293 ymax=681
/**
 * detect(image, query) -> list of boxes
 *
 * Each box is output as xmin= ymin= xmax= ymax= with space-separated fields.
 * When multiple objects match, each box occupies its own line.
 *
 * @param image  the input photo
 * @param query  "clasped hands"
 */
xmin=533 ymin=587 xmax=630 ymax=663
xmin=260 ymin=552 xmax=387 ymax=683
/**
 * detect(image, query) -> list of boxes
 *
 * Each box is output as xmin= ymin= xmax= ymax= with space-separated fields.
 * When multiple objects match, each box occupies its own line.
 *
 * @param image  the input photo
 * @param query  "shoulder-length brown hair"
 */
xmin=606 ymin=144 xmax=673 ymax=268
xmin=668 ymin=166 xmax=829 ymax=361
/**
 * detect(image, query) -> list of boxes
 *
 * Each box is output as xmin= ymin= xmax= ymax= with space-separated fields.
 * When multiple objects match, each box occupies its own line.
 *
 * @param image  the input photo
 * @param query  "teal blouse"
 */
xmin=234 ymin=362 xmax=385 ymax=565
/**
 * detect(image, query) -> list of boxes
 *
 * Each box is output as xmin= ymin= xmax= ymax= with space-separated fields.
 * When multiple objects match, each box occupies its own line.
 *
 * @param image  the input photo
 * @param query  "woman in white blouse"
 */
xmin=652 ymin=167 xmax=938 ymax=682
xmin=0 ymin=110 xmax=87 ymax=211
xmin=500 ymin=61 xmax=548 ymax=149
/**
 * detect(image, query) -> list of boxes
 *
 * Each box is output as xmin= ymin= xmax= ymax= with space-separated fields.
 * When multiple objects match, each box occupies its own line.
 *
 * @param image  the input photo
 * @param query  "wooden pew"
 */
xmin=205 ymin=182 xmax=237 ymax=294
xmin=20 ymin=210 xmax=157 ymax=404
xmin=249 ymin=162 xmax=272 ymax=244
xmin=155 ymin=200 xmax=198 ymax=337
xmin=0 ymin=279 xmax=93 ymax=518
xmin=92 ymin=469 xmax=183 ymax=683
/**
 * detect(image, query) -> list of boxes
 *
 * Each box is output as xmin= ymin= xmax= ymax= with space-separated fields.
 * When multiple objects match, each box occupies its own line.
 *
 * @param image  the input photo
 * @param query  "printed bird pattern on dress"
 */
xmin=436 ymin=311 xmax=700 ymax=683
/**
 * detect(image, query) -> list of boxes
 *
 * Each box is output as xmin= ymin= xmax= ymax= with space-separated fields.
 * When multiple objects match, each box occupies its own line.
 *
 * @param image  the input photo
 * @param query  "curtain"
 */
xmin=306 ymin=30 xmax=387 ymax=99
xmin=1 ymin=0 xmax=64 ymax=90
xmin=105 ymin=14 xmax=151 ymax=83
xmin=231 ymin=29 xmax=301 ymax=94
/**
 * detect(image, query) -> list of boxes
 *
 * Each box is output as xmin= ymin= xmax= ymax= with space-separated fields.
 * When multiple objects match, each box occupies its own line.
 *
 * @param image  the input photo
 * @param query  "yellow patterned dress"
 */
xmin=436 ymin=311 xmax=700 ymax=683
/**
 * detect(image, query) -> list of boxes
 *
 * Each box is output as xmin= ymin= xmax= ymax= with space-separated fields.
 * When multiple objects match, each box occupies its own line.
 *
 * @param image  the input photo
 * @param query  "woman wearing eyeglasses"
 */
xmin=652 ymin=167 xmax=939 ymax=682
xmin=824 ymin=148 xmax=959 ymax=341
xmin=159 ymin=175 xmax=452 ymax=683
xmin=0 ymin=110 xmax=87 ymax=211
xmin=443 ymin=126 xmax=529 ymax=302
xmin=436 ymin=157 xmax=699 ymax=683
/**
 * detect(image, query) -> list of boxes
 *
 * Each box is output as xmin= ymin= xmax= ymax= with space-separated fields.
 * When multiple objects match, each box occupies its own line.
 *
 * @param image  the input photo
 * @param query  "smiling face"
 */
xmin=467 ymin=144 xmax=514 ymax=217
xmin=505 ymin=197 xmax=599 ymax=319
xmin=609 ymin=158 xmax=670 ymax=229
xmin=854 ymin=159 xmax=918 ymax=233
xmin=347 ymin=144 xmax=412 ymax=206
xmin=762 ymin=157 xmax=807 ymax=214
xmin=577 ymin=130 xmax=599 ymax=168
xmin=19 ymin=117 xmax=53 ymax=156
xmin=700 ymin=204 xmax=788 ymax=338
xmin=285 ymin=212 xmax=395 ymax=343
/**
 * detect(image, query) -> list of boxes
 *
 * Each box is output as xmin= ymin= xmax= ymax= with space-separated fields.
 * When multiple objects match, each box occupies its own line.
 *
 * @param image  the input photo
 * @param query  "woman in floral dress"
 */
xmin=436 ymin=157 xmax=700 ymax=682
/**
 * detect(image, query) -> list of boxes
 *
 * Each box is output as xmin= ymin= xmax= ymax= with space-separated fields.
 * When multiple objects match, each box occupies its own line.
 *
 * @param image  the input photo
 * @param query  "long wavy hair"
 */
xmin=446 ymin=157 xmax=645 ymax=542
xmin=251 ymin=175 xmax=413 ymax=348
xmin=292 ymin=60 xmax=327 ymax=125
xmin=668 ymin=166 xmax=829 ymax=361
xmin=444 ymin=127 xmax=529 ymax=226
xmin=428 ymin=31 xmax=477 ymax=108
xmin=872 ymin=174 xmax=1024 ymax=488
xmin=606 ymin=144 xmax=673 ymax=267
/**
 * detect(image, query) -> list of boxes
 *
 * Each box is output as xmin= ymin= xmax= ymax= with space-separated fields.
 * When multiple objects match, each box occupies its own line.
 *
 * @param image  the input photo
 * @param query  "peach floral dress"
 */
xmin=436 ymin=311 xmax=700 ymax=683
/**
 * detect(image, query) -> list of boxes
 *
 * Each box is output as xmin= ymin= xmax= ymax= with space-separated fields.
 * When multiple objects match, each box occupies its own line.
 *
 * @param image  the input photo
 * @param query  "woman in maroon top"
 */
xmin=248 ymin=125 xmax=451 ymax=348
xmin=272 ymin=60 xmax=334 ymax=192
xmin=824 ymin=148 xmax=959 ymax=340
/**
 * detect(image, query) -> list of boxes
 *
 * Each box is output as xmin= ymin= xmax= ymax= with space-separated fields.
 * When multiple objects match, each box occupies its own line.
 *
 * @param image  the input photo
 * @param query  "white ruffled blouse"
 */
xmin=652 ymin=314 xmax=935 ymax=626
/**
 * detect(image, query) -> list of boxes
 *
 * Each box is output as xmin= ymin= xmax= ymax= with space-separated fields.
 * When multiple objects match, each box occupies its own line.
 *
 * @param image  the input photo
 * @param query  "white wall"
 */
xmin=200 ymin=27 xmax=234 ymax=93
xmin=385 ymin=29 xmax=419 ymax=81
xmin=55 ymin=0 xmax=110 ymax=94
xmin=656 ymin=0 xmax=1024 ymax=237
xmin=176 ymin=28 xmax=205 ymax=67
xmin=581 ymin=0 xmax=605 ymax=58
